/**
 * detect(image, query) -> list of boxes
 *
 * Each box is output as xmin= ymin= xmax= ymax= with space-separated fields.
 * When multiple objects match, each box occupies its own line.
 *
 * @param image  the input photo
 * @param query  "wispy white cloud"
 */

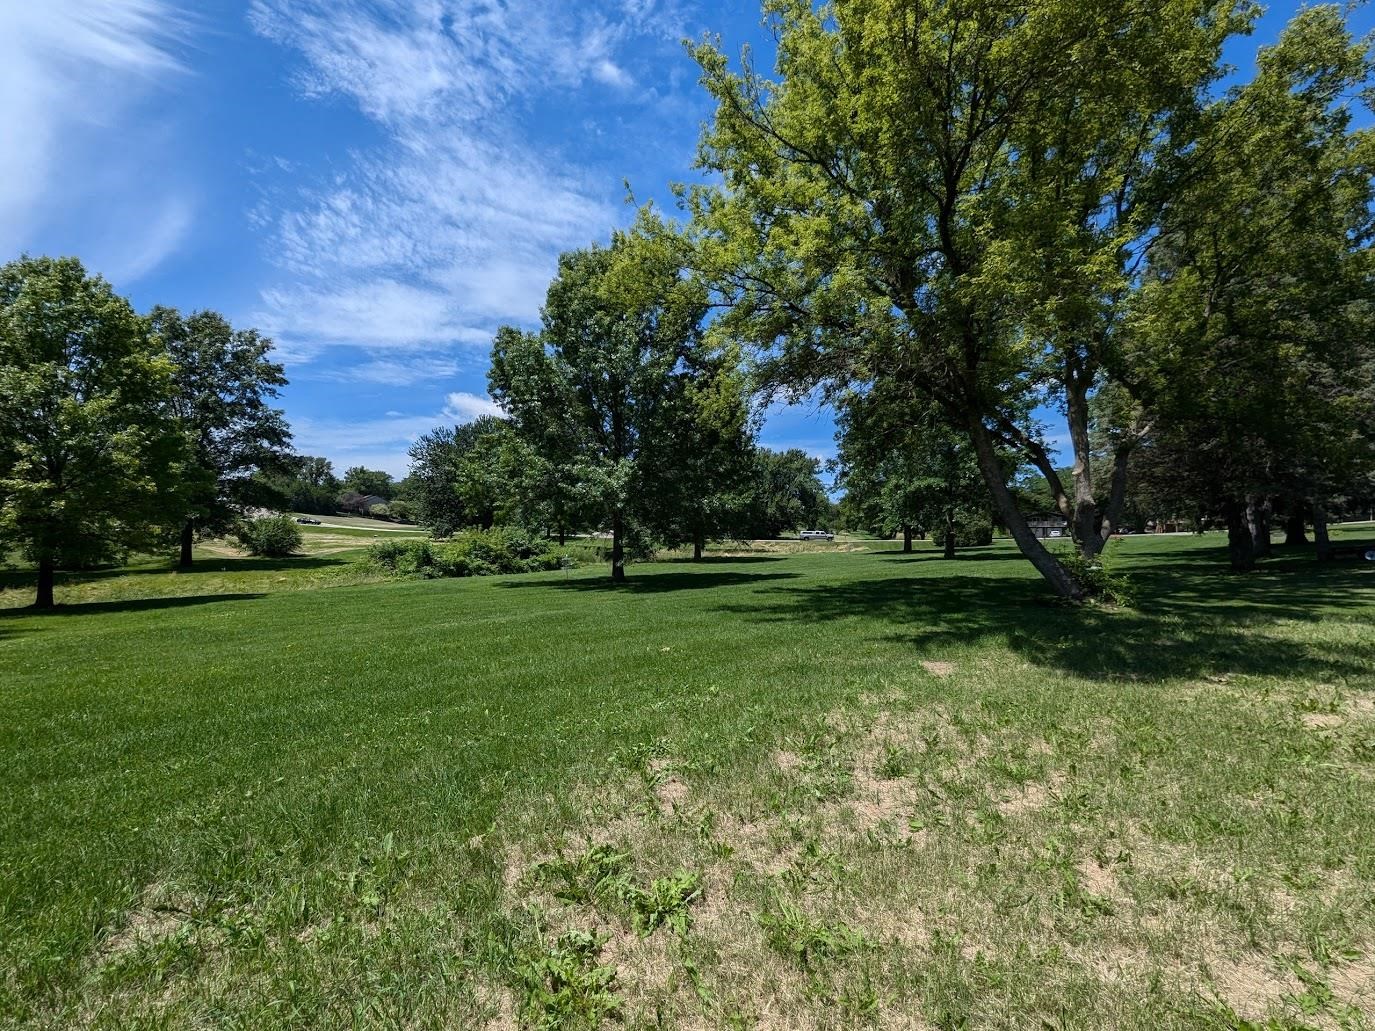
xmin=443 ymin=391 xmax=505 ymax=422
xmin=0 ymin=0 xmax=195 ymax=280
xmin=256 ymin=279 xmax=489 ymax=349
xmin=291 ymin=391 xmax=505 ymax=475
xmin=319 ymin=356 xmax=463 ymax=388
xmin=248 ymin=0 xmax=686 ymax=354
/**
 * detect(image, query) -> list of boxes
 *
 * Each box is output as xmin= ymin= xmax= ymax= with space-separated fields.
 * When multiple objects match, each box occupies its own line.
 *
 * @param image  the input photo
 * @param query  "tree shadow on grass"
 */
xmin=500 ymin=570 xmax=801 ymax=594
xmin=876 ymin=550 xmax=1023 ymax=564
xmin=661 ymin=556 xmax=789 ymax=566
xmin=714 ymin=561 xmax=1375 ymax=684
xmin=0 ymin=555 xmax=350 ymax=592
xmin=0 ymin=593 xmax=267 ymax=640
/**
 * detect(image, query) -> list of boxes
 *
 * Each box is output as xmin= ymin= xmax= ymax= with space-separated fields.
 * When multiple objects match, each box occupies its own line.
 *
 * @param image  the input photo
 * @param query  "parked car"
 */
xmin=799 ymin=529 xmax=835 ymax=541
xmin=296 ymin=517 xmax=322 ymax=524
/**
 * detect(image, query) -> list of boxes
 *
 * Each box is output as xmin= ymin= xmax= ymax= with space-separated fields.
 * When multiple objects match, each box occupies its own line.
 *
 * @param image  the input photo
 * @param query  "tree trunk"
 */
xmin=902 ymin=525 xmax=913 ymax=553
xmin=968 ymin=417 xmax=1085 ymax=600
xmin=1313 ymin=501 xmax=1331 ymax=561
xmin=1246 ymin=496 xmax=1272 ymax=559
xmin=1283 ymin=507 xmax=1307 ymax=547
xmin=943 ymin=513 xmax=956 ymax=560
xmin=1101 ymin=441 xmax=1133 ymax=540
xmin=693 ymin=529 xmax=704 ymax=562
xmin=179 ymin=520 xmax=194 ymax=568
xmin=611 ymin=509 xmax=626 ymax=582
xmin=35 ymin=558 xmax=56 ymax=610
xmin=1065 ymin=375 xmax=1107 ymax=558
xmin=1225 ymin=499 xmax=1256 ymax=572
xmin=558 ymin=525 xmax=566 ymax=546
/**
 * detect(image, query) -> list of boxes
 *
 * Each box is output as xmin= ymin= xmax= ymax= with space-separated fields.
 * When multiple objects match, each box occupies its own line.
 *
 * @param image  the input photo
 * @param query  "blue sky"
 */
xmin=1 ymin=1 xmax=1362 ymax=481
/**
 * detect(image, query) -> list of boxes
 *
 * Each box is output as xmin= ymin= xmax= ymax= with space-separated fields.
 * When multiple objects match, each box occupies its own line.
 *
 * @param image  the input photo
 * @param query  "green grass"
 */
xmin=1 ymin=533 xmax=1372 ymax=1027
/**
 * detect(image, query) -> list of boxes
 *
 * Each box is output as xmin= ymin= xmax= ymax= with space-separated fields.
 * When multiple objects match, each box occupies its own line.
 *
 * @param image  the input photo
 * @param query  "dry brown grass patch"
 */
xmin=100 ymin=906 xmax=187 ymax=959
xmin=995 ymin=772 xmax=1066 ymax=817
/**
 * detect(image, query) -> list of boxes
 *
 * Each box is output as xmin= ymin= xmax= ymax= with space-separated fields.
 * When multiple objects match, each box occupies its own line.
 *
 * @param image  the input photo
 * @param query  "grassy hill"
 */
xmin=1 ymin=534 xmax=1372 ymax=1027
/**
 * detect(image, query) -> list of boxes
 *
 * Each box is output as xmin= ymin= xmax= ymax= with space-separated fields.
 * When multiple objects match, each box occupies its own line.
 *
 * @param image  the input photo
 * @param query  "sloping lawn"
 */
xmin=1 ymin=535 xmax=1372 ymax=1027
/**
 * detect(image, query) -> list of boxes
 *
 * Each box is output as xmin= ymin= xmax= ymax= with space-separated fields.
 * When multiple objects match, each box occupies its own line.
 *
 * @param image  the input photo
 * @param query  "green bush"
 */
xmin=233 ymin=515 xmax=303 ymax=558
xmin=953 ymin=520 xmax=993 ymax=547
xmin=1057 ymin=545 xmax=1137 ymax=607
xmin=366 ymin=539 xmax=435 ymax=576
xmin=367 ymin=528 xmax=569 ymax=580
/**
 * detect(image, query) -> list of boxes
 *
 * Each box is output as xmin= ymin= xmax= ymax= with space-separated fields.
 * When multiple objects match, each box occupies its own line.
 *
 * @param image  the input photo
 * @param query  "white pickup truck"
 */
xmin=799 ymin=529 xmax=835 ymax=541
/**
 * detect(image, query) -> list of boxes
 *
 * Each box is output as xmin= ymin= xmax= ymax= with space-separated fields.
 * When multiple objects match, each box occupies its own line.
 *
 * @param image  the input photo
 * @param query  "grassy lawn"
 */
xmin=1 ymin=534 xmax=1372 ymax=1028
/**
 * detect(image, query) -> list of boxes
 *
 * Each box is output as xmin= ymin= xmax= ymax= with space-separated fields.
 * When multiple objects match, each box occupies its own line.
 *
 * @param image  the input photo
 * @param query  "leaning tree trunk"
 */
xmin=1246 ymin=496 xmax=1272 ymax=559
xmin=968 ymin=417 xmax=1085 ymax=600
xmin=902 ymin=525 xmax=913 ymax=553
xmin=1313 ymin=501 xmax=1332 ymax=561
xmin=1225 ymin=499 xmax=1256 ymax=572
xmin=179 ymin=519 xmax=195 ymax=568
xmin=35 ymin=558 xmax=56 ymax=610
xmin=943 ymin=512 xmax=956 ymax=560
xmin=610 ymin=509 xmax=626 ymax=582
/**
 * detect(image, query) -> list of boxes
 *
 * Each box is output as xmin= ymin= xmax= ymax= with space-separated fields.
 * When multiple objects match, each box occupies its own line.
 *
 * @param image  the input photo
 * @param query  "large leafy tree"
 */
xmin=648 ymin=341 xmax=759 ymax=559
xmin=0 ymin=257 xmax=183 ymax=608
xmin=835 ymin=392 xmax=991 ymax=556
xmin=491 ymin=227 xmax=709 ymax=581
xmin=743 ymin=447 xmax=830 ymax=539
xmin=406 ymin=416 xmax=517 ymax=535
xmin=150 ymin=307 xmax=291 ymax=567
xmin=1126 ymin=7 xmax=1375 ymax=570
xmin=688 ymin=0 xmax=1249 ymax=598
xmin=258 ymin=455 xmax=340 ymax=515
xmin=340 ymin=466 xmax=395 ymax=499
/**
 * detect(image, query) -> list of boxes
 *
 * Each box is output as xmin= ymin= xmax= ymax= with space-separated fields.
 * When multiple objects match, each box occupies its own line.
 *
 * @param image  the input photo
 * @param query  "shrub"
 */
xmin=366 ymin=539 xmax=434 ymax=576
xmin=1057 ymin=545 xmax=1137 ymax=607
xmin=953 ymin=520 xmax=993 ymax=547
xmin=367 ymin=528 xmax=569 ymax=580
xmin=234 ymin=514 xmax=303 ymax=557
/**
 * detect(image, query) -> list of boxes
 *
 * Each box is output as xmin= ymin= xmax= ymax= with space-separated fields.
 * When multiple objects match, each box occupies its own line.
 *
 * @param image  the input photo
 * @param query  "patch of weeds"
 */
xmin=781 ymin=838 xmax=849 ymax=892
xmin=1349 ymin=733 xmax=1375 ymax=763
xmin=512 ymin=929 xmax=622 ymax=1030
xmin=836 ymin=972 xmax=881 ymax=1020
xmin=606 ymin=739 xmax=667 ymax=775
xmin=799 ymin=732 xmax=855 ymax=801
xmin=536 ymin=845 xmax=633 ymax=909
xmin=1296 ymin=691 xmax=1342 ymax=715
xmin=1279 ymin=958 xmax=1365 ymax=1025
xmin=626 ymin=871 xmax=702 ymax=936
xmin=1302 ymin=929 xmax=1361 ymax=969
xmin=1032 ymin=838 xmax=1113 ymax=917
xmin=536 ymin=846 xmax=702 ymax=938
xmin=876 ymin=745 xmax=914 ymax=780
xmin=757 ymin=900 xmax=868 ymax=966
xmin=697 ymin=812 xmax=735 ymax=860
xmin=342 ymin=831 xmax=409 ymax=918
xmin=1190 ymin=994 xmax=1285 ymax=1031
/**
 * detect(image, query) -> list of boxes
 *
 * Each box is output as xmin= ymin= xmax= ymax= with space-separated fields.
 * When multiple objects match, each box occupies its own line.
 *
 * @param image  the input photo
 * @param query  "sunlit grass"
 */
xmin=0 ymin=532 xmax=1372 ymax=1026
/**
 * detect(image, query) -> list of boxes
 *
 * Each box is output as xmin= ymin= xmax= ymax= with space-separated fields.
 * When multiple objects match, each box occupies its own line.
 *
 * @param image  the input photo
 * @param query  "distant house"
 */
xmin=339 ymin=492 xmax=390 ymax=515
xmin=1026 ymin=514 xmax=1068 ymax=539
